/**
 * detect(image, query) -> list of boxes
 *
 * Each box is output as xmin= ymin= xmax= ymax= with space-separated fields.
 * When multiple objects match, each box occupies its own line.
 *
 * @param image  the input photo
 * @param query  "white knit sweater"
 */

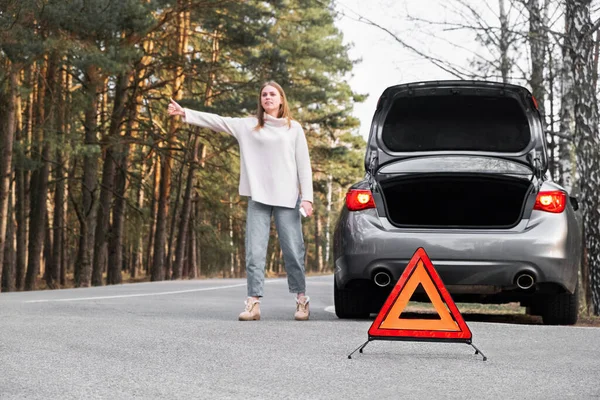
xmin=183 ymin=108 xmax=313 ymax=208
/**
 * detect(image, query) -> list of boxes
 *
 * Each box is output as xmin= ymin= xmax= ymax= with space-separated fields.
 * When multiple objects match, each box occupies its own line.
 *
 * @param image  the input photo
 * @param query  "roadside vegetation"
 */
xmin=2 ymin=0 xmax=600 ymax=322
xmin=0 ymin=0 xmax=365 ymax=291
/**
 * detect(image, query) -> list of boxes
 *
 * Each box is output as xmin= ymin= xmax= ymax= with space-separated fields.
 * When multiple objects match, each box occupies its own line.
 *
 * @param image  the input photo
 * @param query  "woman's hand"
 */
xmin=168 ymin=98 xmax=185 ymax=117
xmin=300 ymin=201 xmax=313 ymax=217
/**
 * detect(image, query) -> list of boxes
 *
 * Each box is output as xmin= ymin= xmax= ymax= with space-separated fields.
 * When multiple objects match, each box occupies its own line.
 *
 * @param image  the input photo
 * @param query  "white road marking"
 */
xmin=324 ymin=306 xmax=335 ymax=314
xmin=24 ymin=276 xmax=332 ymax=304
xmin=25 ymin=283 xmax=250 ymax=303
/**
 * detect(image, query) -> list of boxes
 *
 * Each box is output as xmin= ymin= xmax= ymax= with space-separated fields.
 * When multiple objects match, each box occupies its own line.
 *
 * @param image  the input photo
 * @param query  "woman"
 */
xmin=167 ymin=81 xmax=313 ymax=321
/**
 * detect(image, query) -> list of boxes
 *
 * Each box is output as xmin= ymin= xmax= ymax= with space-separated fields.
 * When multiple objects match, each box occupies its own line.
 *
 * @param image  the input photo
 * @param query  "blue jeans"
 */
xmin=245 ymin=198 xmax=306 ymax=297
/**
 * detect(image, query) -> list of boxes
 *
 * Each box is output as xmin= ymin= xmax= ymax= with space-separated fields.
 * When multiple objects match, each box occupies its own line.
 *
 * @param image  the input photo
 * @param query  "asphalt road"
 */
xmin=1 ymin=275 xmax=599 ymax=399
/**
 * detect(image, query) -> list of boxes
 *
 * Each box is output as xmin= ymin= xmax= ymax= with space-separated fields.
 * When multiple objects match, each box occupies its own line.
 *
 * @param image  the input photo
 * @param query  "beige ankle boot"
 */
xmin=239 ymin=298 xmax=261 ymax=321
xmin=294 ymin=296 xmax=310 ymax=321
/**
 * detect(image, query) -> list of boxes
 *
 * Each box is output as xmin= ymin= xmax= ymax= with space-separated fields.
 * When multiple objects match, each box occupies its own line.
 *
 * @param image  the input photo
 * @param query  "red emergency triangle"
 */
xmin=368 ymin=247 xmax=472 ymax=341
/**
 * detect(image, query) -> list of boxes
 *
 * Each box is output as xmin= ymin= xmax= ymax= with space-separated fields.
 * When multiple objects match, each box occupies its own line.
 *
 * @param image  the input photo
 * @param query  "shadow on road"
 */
xmin=356 ymin=311 xmax=600 ymax=327
xmin=371 ymin=311 xmax=543 ymax=325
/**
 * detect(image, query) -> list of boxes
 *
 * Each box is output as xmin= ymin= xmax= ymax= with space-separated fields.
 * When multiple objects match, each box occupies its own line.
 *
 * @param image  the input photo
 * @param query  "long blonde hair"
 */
xmin=255 ymin=81 xmax=292 ymax=129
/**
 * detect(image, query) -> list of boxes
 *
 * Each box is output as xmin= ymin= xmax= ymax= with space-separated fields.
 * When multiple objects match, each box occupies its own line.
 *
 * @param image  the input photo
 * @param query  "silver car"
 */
xmin=334 ymin=80 xmax=582 ymax=325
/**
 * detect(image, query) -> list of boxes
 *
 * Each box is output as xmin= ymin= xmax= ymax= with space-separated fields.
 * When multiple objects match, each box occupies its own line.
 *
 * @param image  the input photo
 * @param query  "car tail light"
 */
xmin=534 ymin=190 xmax=566 ymax=213
xmin=531 ymin=95 xmax=539 ymax=110
xmin=346 ymin=189 xmax=376 ymax=211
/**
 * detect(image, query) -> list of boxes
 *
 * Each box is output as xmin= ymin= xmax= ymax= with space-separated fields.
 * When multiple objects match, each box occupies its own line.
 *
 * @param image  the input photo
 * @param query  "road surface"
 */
xmin=1 ymin=275 xmax=599 ymax=399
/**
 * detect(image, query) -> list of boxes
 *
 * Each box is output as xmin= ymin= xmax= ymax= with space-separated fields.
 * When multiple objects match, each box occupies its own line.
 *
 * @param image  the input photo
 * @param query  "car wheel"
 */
xmin=540 ymin=284 xmax=579 ymax=325
xmin=334 ymin=280 xmax=370 ymax=319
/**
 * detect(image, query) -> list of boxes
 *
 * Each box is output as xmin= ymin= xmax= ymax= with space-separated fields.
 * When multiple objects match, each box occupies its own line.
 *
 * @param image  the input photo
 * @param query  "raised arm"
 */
xmin=168 ymin=98 xmax=240 ymax=139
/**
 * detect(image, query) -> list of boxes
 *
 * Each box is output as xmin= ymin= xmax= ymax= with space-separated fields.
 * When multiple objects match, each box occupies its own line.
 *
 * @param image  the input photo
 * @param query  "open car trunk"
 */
xmin=368 ymin=82 xmax=544 ymax=229
xmin=366 ymin=81 xmax=548 ymax=185
xmin=379 ymin=174 xmax=533 ymax=228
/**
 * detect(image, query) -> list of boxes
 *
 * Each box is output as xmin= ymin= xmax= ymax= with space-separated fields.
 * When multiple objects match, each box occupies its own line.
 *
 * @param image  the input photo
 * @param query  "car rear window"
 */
xmin=381 ymin=95 xmax=531 ymax=152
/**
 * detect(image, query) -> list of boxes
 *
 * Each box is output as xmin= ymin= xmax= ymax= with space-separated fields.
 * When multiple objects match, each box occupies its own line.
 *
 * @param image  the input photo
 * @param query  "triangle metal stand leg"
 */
xmin=469 ymin=342 xmax=487 ymax=361
xmin=348 ymin=339 xmax=371 ymax=359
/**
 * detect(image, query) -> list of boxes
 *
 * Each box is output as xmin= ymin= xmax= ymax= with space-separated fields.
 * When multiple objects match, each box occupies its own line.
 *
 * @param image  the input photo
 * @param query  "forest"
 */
xmin=0 ymin=0 xmax=365 ymax=292
xmin=1 ymin=0 xmax=599 ymax=316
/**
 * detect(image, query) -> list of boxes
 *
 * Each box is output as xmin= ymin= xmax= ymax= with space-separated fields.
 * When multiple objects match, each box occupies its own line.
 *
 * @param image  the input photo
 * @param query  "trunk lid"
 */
xmin=365 ymin=81 xmax=547 ymax=179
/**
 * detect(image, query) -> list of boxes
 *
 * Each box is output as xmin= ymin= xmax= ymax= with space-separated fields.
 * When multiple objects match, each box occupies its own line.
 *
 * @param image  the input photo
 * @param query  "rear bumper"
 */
xmin=334 ymin=208 xmax=580 ymax=294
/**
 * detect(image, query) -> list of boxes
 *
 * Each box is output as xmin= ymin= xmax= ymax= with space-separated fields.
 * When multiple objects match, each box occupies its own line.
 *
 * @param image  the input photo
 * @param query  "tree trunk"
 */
xmin=193 ymin=193 xmax=201 ymax=278
xmin=325 ymin=175 xmax=333 ymax=269
xmin=17 ymin=64 xmax=35 ymax=290
xmin=106 ymin=144 xmax=129 ymax=285
xmin=498 ymin=0 xmax=510 ymax=82
xmin=0 ymin=63 xmax=19 ymax=292
xmin=151 ymin=153 xmax=171 ymax=281
xmin=558 ymin=9 xmax=577 ymax=192
xmin=165 ymin=152 xmax=186 ymax=279
xmin=128 ymin=67 xmax=150 ymax=279
xmin=60 ymin=68 xmax=71 ymax=288
xmin=25 ymin=57 xmax=53 ymax=291
xmin=172 ymin=136 xmax=200 ymax=279
xmin=146 ymin=160 xmax=159 ymax=275
xmin=567 ymin=0 xmax=600 ymax=314
xmin=47 ymin=61 xmax=67 ymax=289
xmin=15 ymin=167 xmax=26 ymax=290
xmin=547 ymin=40 xmax=557 ymax=181
xmin=107 ymin=68 xmax=137 ymax=286
xmin=54 ymin=64 xmax=69 ymax=287
xmin=151 ymin=1 xmax=189 ymax=281
xmin=61 ymin=221 xmax=67 ymax=287
xmin=91 ymin=145 xmax=115 ymax=286
xmin=43 ymin=217 xmax=53 ymax=287
xmin=527 ymin=0 xmax=547 ymax=118
xmin=2 ymin=180 xmax=16 ymax=292
xmin=49 ymin=158 xmax=64 ymax=288
xmin=74 ymin=65 xmax=101 ymax=287
xmin=593 ymin=30 xmax=600 ymax=92
xmin=174 ymin=27 xmax=219 ymax=280
xmin=236 ymin=242 xmax=243 ymax=278
xmin=185 ymin=194 xmax=198 ymax=279
xmin=92 ymin=73 xmax=129 ymax=286
xmin=132 ymin=153 xmax=147 ymax=279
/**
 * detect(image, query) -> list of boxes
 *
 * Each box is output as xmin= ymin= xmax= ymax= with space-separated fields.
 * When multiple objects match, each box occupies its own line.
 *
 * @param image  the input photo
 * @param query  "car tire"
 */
xmin=334 ymin=280 xmax=370 ymax=319
xmin=540 ymin=284 xmax=579 ymax=325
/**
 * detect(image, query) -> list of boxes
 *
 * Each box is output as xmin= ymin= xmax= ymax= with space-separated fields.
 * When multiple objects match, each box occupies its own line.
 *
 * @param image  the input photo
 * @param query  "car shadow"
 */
xmin=453 ymin=312 xmax=543 ymax=325
xmin=363 ymin=311 xmax=544 ymax=326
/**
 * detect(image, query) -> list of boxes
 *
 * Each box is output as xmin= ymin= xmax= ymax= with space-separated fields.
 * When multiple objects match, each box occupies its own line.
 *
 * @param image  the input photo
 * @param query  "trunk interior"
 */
xmin=379 ymin=174 xmax=532 ymax=228
xmin=381 ymin=94 xmax=531 ymax=153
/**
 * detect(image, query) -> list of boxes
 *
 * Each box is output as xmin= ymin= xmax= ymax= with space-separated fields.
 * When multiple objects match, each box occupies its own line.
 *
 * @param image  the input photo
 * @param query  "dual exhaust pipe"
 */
xmin=374 ymin=270 xmax=536 ymax=290
xmin=515 ymin=272 xmax=535 ymax=290
xmin=373 ymin=271 xmax=392 ymax=287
